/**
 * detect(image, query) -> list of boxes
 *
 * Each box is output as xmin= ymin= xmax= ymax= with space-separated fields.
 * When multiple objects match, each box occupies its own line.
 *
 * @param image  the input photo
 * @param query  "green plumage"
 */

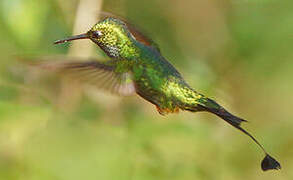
xmin=52 ymin=16 xmax=280 ymax=171
xmin=89 ymin=17 xmax=207 ymax=114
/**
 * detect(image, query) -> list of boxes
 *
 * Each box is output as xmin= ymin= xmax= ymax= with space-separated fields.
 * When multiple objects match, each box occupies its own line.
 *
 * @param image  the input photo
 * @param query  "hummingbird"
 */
xmin=50 ymin=16 xmax=280 ymax=171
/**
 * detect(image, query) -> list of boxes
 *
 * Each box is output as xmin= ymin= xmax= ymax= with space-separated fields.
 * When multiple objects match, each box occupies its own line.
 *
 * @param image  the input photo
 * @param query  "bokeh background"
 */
xmin=0 ymin=0 xmax=292 ymax=179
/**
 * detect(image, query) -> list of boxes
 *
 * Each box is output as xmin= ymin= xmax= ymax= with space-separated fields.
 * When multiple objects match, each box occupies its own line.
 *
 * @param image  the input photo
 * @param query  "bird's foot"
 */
xmin=156 ymin=106 xmax=180 ymax=116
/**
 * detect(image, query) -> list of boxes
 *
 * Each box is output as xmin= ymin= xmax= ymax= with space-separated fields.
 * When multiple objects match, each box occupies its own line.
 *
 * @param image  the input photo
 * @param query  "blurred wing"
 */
xmin=99 ymin=12 xmax=161 ymax=52
xmin=36 ymin=60 xmax=136 ymax=96
xmin=127 ymin=23 xmax=161 ymax=52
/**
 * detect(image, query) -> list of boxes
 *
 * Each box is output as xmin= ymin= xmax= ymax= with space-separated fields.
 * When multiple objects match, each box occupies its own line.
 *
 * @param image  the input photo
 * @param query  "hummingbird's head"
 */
xmin=54 ymin=17 xmax=139 ymax=59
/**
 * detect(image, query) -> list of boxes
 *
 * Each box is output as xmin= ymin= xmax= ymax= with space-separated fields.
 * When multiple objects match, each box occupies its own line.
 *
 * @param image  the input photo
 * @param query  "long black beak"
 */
xmin=54 ymin=33 xmax=89 ymax=44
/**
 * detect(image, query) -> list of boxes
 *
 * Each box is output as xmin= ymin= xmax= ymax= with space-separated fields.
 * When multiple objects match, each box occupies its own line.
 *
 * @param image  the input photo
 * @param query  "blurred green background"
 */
xmin=0 ymin=0 xmax=292 ymax=179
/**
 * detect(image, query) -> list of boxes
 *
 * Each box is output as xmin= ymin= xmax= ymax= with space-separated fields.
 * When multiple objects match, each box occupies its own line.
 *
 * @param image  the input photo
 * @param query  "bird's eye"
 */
xmin=92 ymin=31 xmax=103 ymax=38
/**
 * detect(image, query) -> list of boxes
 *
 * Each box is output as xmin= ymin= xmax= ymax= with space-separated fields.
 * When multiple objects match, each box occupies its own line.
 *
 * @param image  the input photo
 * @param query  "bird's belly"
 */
xmin=135 ymin=80 xmax=165 ymax=106
xmin=134 ymin=78 xmax=181 ymax=115
xmin=132 ymin=61 xmax=183 ymax=114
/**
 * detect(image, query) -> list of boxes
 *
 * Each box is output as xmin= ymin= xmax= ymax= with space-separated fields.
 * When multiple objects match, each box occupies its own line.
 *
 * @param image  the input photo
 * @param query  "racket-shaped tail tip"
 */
xmin=261 ymin=154 xmax=281 ymax=171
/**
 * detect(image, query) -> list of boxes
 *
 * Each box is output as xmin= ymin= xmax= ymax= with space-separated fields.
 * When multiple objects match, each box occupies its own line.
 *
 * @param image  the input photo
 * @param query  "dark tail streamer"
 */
xmin=202 ymin=98 xmax=281 ymax=171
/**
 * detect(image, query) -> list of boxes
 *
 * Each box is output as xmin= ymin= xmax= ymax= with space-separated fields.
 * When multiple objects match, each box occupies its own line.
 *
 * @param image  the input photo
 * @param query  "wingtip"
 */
xmin=261 ymin=154 xmax=281 ymax=171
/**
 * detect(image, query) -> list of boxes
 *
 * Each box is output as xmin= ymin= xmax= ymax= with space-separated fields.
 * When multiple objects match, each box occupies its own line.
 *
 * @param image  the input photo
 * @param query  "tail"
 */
xmin=199 ymin=98 xmax=281 ymax=171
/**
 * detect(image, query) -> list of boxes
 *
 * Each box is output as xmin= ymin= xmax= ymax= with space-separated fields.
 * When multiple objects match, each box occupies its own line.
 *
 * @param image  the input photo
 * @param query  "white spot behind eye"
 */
xmin=93 ymin=31 xmax=103 ymax=37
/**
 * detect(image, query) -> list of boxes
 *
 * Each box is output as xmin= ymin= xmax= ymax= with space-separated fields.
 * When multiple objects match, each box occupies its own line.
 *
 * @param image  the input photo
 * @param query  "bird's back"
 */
xmin=130 ymin=43 xmax=202 ymax=114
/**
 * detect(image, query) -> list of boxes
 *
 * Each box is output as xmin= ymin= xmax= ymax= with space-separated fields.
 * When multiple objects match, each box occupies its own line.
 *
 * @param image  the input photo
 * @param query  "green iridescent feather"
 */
xmin=49 ymin=15 xmax=281 ymax=171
